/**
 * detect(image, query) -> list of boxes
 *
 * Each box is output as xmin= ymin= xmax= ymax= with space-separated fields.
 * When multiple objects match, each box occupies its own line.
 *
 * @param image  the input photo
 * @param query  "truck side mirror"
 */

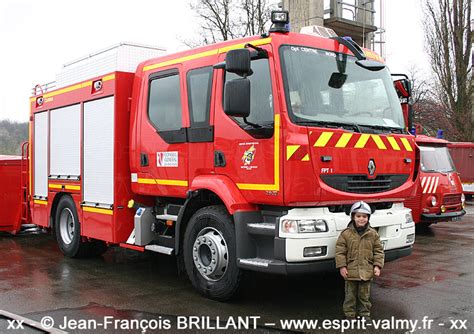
xmin=408 ymin=105 xmax=414 ymax=131
xmin=394 ymin=78 xmax=412 ymax=98
xmin=224 ymin=78 xmax=250 ymax=118
xmin=225 ymin=49 xmax=251 ymax=76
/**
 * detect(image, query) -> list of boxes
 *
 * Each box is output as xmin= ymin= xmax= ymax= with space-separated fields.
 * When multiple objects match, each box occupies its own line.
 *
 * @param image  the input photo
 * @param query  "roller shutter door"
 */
xmin=83 ymin=96 xmax=114 ymax=206
xmin=34 ymin=112 xmax=48 ymax=198
xmin=50 ymin=104 xmax=81 ymax=179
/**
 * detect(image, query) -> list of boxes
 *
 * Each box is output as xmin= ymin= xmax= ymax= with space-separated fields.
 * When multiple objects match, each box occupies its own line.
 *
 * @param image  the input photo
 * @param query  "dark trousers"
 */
xmin=343 ymin=280 xmax=372 ymax=317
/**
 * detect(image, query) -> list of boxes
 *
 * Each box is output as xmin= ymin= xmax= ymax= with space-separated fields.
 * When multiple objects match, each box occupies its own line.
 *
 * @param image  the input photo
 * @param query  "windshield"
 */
xmin=420 ymin=146 xmax=456 ymax=173
xmin=280 ymin=45 xmax=405 ymax=130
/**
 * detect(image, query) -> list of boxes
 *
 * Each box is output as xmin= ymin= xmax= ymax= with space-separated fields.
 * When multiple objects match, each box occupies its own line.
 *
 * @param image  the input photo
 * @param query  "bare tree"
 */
xmin=423 ymin=0 xmax=472 ymax=141
xmin=190 ymin=0 xmax=237 ymax=45
xmin=406 ymin=66 xmax=429 ymax=107
xmin=241 ymin=0 xmax=273 ymax=36
xmin=406 ymin=65 xmax=465 ymax=139
xmin=187 ymin=0 xmax=276 ymax=46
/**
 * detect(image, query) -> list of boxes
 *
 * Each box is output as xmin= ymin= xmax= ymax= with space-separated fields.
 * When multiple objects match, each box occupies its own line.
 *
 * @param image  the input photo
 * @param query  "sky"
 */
xmin=0 ymin=0 xmax=429 ymax=122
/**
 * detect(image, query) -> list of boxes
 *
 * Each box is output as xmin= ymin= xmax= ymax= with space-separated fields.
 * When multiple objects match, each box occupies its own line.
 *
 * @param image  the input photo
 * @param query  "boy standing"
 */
xmin=335 ymin=201 xmax=384 ymax=319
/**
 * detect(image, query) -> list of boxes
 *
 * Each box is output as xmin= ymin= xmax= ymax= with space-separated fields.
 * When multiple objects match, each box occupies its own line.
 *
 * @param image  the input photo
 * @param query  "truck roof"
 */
xmin=138 ymin=31 xmax=376 ymax=73
xmin=415 ymin=135 xmax=449 ymax=145
xmin=0 ymin=155 xmax=21 ymax=165
xmin=448 ymin=142 xmax=474 ymax=148
xmin=32 ymin=31 xmax=382 ymax=99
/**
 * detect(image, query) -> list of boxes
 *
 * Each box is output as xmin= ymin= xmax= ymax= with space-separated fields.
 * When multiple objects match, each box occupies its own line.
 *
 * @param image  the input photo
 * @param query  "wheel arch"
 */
xmin=49 ymin=192 xmax=72 ymax=230
xmin=174 ymin=175 xmax=256 ymax=256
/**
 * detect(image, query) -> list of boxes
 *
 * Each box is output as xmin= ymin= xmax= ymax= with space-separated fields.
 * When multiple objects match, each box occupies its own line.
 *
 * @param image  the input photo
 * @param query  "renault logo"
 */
xmin=368 ymin=159 xmax=376 ymax=176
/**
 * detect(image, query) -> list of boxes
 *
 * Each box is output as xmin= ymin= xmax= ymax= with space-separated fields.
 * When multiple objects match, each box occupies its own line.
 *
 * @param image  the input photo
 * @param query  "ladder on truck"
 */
xmin=20 ymin=141 xmax=30 ymax=226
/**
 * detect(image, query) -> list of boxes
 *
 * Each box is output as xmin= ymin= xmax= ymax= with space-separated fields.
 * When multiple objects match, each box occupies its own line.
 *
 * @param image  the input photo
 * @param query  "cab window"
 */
xmin=187 ymin=66 xmax=212 ymax=126
xmin=224 ymin=58 xmax=274 ymax=138
xmin=148 ymin=71 xmax=182 ymax=131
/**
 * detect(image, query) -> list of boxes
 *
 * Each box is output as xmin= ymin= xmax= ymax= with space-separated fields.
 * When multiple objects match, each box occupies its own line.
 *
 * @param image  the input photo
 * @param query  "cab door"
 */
xmin=136 ymin=65 xmax=189 ymax=197
xmin=185 ymin=65 xmax=215 ymax=183
xmin=213 ymin=46 xmax=282 ymax=204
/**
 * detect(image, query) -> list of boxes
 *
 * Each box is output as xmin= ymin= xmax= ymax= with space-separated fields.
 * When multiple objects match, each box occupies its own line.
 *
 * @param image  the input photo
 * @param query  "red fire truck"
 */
xmin=391 ymin=75 xmax=466 ymax=226
xmin=404 ymin=136 xmax=466 ymax=226
xmin=1 ymin=12 xmax=417 ymax=300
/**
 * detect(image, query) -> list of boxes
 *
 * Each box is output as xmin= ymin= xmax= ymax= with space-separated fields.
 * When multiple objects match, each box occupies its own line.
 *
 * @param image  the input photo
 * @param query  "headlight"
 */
xmin=428 ymin=196 xmax=437 ymax=207
xmin=461 ymin=193 xmax=465 ymax=204
xmin=405 ymin=212 xmax=414 ymax=224
xmin=281 ymin=219 xmax=328 ymax=233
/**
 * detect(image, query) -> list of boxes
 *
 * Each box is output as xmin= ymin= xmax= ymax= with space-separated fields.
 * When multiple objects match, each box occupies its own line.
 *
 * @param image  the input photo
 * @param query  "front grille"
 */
xmin=320 ymin=174 xmax=409 ymax=194
xmin=443 ymin=194 xmax=461 ymax=206
xmin=328 ymin=202 xmax=393 ymax=213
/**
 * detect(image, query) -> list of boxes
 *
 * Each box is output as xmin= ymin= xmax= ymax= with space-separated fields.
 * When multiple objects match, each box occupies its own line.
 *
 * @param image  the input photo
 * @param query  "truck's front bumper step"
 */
xmin=421 ymin=210 xmax=466 ymax=222
xmin=237 ymin=246 xmax=413 ymax=275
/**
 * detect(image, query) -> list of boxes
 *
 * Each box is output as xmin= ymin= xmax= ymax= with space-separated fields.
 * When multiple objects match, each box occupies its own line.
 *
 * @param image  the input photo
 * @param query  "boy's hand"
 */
xmin=374 ymin=266 xmax=381 ymax=277
xmin=340 ymin=267 xmax=348 ymax=279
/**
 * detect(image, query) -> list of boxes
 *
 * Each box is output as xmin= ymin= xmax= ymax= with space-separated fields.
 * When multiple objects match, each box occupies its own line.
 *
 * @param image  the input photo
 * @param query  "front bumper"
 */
xmin=238 ymin=246 xmax=413 ymax=275
xmin=235 ymin=204 xmax=416 ymax=274
xmin=421 ymin=209 xmax=466 ymax=223
xmin=279 ymin=204 xmax=415 ymax=262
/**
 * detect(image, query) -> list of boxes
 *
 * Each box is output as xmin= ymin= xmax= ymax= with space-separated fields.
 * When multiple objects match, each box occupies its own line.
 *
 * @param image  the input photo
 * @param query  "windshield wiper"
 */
xmin=422 ymin=168 xmax=453 ymax=174
xmin=358 ymin=124 xmax=404 ymax=134
xmin=295 ymin=120 xmax=361 ymax=133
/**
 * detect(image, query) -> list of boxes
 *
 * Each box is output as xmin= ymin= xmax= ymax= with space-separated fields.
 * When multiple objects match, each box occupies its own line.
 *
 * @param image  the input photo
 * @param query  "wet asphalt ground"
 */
xmin=0 ymin=206 xmax=473 ymax=334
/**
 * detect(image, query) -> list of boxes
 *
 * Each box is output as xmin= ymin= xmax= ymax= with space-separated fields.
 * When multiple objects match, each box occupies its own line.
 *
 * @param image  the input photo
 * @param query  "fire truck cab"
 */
xmin=404 ymin=135 xmax=466 ymax=226
xmin=16 ymin=12 xmax=418 ymax=300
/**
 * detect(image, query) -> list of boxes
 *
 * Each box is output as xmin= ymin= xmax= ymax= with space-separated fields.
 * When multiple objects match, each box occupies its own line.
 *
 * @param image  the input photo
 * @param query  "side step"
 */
xmin=156 ymin=214 xmax=178 ymax=221
xmin=246 ymin=222 xmax=276 ymax=236
xmin=123 ymin=228 xmax=174 ymax=255
xmin=145 ymin=245 xmax=174 ymax=255
xmin=238 ymin=257 xmax=287 ymax=274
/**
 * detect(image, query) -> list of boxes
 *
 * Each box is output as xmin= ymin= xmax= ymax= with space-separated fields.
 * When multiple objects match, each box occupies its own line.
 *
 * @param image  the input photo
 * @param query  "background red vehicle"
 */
xmin=1 ymin=12 xmax=418 ymax=301
xmin=391 ymin=75 xmax=466 ymax=226
xmin=0 ymin=155 xmax=23 ymax=234
xmin=448 ymin=142 xmax=474 ymax=199
xmin=404 ymin=136 xmax=466 ymax=226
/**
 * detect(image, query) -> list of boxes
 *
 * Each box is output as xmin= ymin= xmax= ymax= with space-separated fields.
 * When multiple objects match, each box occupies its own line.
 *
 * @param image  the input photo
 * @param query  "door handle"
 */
xmin=141 ymin=153 xmax=149 ymax=167
xmin=214 ymin=151 xmax=226 ymax=167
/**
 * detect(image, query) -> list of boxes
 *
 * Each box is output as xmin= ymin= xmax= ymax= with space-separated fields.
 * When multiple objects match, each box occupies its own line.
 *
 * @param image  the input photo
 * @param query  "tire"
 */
xmin=183 ymin=205 xmax=242 ymax=301
xmin=54 ymin=195 xmax=107 ymax=258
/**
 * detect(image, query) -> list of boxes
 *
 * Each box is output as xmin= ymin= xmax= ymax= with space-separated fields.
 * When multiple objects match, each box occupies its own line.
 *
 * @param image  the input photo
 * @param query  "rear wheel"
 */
xmin=183 ymin=205 xmax=241 ymax=301
xmin=55 ymin=196 xmax=107 ymax=258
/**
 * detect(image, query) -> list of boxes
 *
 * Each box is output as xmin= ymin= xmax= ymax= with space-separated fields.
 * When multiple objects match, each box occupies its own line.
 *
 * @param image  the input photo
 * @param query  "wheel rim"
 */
xmin=192 ymin=227 xmax=228 ymax=282
xmin=59 ymin=208 xmax=75 ymax=245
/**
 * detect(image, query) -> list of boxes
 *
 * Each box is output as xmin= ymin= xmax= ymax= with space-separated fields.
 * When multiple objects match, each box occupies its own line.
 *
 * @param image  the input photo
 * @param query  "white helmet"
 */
xmin=350 ymin=201 xmax=372 ymax=216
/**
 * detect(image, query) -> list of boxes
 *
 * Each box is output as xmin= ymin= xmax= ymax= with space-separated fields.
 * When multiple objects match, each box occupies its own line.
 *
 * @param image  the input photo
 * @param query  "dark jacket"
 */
xmin=335 ymin=221 xmax=385 ymax=281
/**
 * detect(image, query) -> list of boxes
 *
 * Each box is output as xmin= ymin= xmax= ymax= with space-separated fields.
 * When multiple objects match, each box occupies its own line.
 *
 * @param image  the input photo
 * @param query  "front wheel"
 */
xmin=183 ymin=205 xmax=242 ymax=301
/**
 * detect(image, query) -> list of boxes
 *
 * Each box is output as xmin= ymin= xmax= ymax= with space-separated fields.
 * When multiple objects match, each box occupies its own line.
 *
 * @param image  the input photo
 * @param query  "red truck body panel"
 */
xmin=29 ymin=72 xmax=144 ymax=243
xmin=448 ymin=142 xmax=474 ymax=195
xmin=0 ymin=156 xmax=22 ymax=233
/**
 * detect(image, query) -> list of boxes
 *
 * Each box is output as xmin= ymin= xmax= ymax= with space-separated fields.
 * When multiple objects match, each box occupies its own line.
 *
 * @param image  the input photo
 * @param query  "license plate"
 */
xmin=451 ymin=216 xmax=462 ymax=222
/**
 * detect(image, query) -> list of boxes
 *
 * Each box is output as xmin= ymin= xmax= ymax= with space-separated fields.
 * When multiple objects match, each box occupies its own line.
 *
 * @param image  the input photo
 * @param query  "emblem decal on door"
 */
xmin=157 ymin=151 xmax=178 ymax=167
xmin=240 ymin=144 xmax=258 ymax=170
